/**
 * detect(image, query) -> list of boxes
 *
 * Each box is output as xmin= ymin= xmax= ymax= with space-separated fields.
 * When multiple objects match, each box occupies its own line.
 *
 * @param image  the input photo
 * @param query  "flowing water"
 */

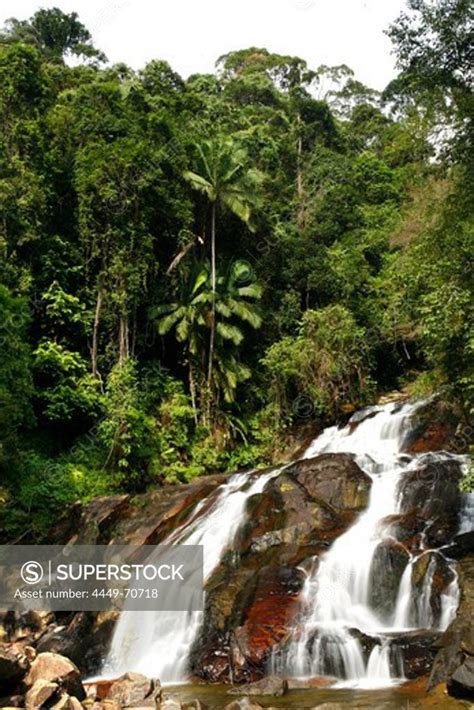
xmin=104 ymin=467 xmax=283 ymax=682
xmin=104 ymin=399 xmax=467 ymax=689
xmin=271 ymin=400 xmax=464 ymax=688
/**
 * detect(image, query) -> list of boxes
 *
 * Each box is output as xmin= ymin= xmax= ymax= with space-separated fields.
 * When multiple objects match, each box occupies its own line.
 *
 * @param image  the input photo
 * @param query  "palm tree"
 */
xmin=155 ymin=260 xmax=262 ymax=424
xmin=153 ymin=265 xmax=208 ymax=423
xmin=183 ymin=136 xmax=262 ymax=390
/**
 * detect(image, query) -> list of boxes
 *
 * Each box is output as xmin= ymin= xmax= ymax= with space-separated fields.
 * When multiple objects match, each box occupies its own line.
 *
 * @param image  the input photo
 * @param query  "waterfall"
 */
xmin=272 ymin=400 xmax=464 ymax=688
xmin=459 ymin=491 xmax=474 ymax=534
xmin=103 ymin=466 xmax=282 ymax=682
xmin=103 ymin=398 xmax=466 ymax=689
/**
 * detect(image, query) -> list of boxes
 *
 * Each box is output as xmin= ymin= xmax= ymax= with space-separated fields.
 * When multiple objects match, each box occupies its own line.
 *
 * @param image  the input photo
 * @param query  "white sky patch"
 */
xmin=0 ymin=0 xmax=406 ymax=89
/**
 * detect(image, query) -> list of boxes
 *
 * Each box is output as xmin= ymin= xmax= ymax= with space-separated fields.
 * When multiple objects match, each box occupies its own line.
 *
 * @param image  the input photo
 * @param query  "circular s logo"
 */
xmin=21 ymin=561 xmax=44 ymax=585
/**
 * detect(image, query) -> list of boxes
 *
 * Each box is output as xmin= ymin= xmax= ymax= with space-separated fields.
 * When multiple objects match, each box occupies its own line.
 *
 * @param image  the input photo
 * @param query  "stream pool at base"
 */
xmin=163 ymin=682 xmax=473 ymax=709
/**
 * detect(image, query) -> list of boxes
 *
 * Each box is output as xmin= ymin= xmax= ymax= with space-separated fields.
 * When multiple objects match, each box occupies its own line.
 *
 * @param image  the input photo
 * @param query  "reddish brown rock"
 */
xmin=402 ymin=399 xmax=462 ymax=455
xmin=230 ymin=566 xmax=303 ymax=679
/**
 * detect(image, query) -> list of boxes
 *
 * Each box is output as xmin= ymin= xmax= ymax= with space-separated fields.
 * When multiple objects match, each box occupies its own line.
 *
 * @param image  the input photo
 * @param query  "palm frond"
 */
xmin=216 ymin=322 xmax=244 ymax=344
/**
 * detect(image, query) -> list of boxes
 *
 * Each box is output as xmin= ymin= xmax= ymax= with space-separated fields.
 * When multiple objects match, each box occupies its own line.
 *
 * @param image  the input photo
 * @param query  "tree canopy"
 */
xmin=0 ymin=5 xmax=472 ymax=539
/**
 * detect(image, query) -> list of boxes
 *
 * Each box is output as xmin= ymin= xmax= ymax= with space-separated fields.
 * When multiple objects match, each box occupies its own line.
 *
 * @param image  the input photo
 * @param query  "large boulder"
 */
xmin=369 ymin=540 xmax=410 ymax=619
xmin=106 ymin=672 xmax=160 ymax=706
xmin=397 ymin=455 xmax=462 ymax=546
xmin=36 ymin=611 xmax=118 ymax=678
xmin=25 ymin=653 xmax=85 ymax=700
xmin=287 ymin=454 xmax=372 ymax=511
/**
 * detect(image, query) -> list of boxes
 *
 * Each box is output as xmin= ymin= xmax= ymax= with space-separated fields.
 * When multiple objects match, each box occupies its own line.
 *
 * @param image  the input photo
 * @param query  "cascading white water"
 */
xmin=459 ymin=491 xmax=474 ymax=534
xmin=104 ymin=467 xmax=282 ymax=682
xmin=103 ymin=398 xmax=467 ymax=689
xmin=272 ymin=400 xmax=464 ymax=689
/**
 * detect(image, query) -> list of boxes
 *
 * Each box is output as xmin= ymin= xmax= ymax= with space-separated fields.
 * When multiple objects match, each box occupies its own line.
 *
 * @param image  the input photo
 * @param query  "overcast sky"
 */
xmin=0 ymin=0 xmax=407 ymax=89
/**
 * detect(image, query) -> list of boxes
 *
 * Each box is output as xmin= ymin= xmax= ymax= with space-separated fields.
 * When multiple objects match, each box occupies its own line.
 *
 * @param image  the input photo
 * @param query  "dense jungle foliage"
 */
xmin=0 ymin=1 xmax=472 ymax=539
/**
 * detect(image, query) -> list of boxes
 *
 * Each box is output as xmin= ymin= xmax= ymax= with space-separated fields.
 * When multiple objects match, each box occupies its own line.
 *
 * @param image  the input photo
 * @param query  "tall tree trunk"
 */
xmin=119 ymin=311 xmax=129 ymax=365
xmin=189 ymin=359 xmax=198 ymax=426
xmin=204 ymin=203 xmax=217 ymax=427
xmin=207 ymin=202 xmax=217 ymax=388
xmin=91 ymin=285 xmax=103 ymax=378
xmin=296 ymin=112 xmax=305 ymax=227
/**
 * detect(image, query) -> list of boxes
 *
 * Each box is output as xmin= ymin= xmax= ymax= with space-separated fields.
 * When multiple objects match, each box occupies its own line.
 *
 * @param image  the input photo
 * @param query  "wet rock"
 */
xmin=390 ymin=630 xmax=441 ymax=679
xmin=159 ymin=701 xmax=182 ymax=710
xmin=288 ymin=453 xmax=372 ymax=511
xmin=227 ymin=675 xmax=287 ymax=696
xmin=230 ymin=565 xmax=304 ymax=682
xmin=191 ymin=456 xmax=372 ymax=684
xmin=382 ymin=512 xmax=425 ymax=550
xmin=397 ymin=455 xmax=462 ymax=539
xmin=402 ymin=399 xmax=462 ymax=454
xmin=444 ymin=531 xmax=474 ymax=560
xmin=111 ymin=475 xmax=226 ymax=547
xmin=429 ymin=553 xmax=474 ymax=690
xmin=412 ymin=551 xmax=456 ymax=627
xmin=25 ymin=653 xmax=85 ymax=700
xmin=447 ymin=656 xmax=474 ymax=699
xmin=369 ymin=539 xmax=410 ymax=618
xmin=49 ymin=496 xmax=131 ymax=545
xmin=25 ymin=679 xmax=58 ymax=709
xmin=107 ymin=673 xmax=158 ymax=706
